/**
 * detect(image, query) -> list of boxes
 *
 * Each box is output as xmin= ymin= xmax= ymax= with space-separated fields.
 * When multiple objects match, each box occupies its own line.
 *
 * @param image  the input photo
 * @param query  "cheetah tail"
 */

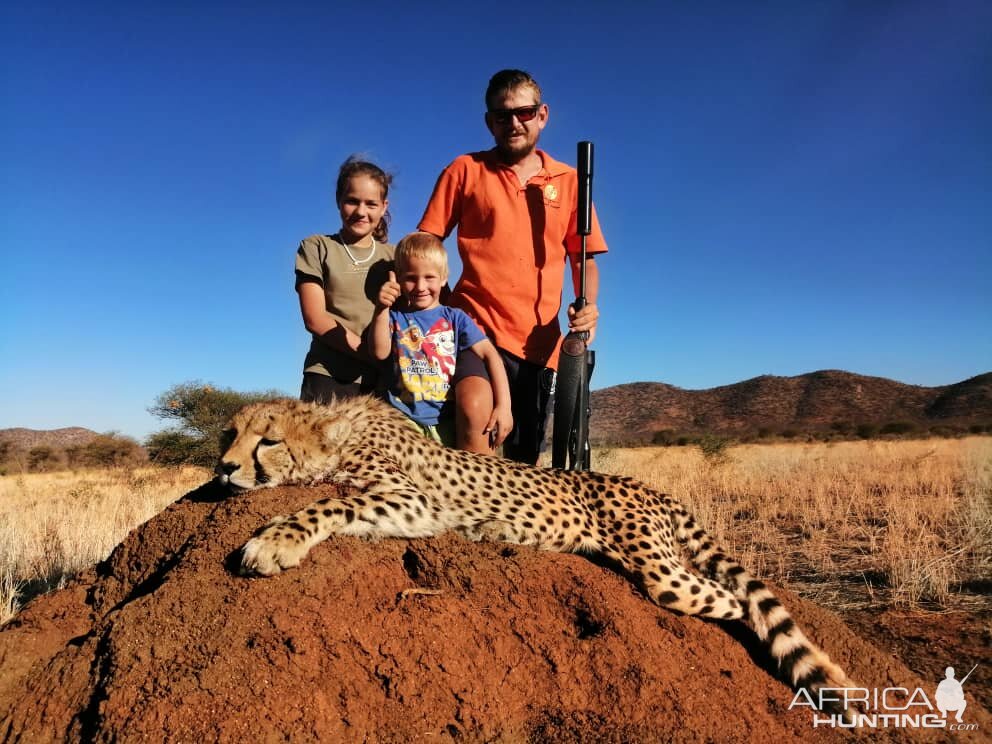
xmin=667 ymin=497 xmax=859 ymax=718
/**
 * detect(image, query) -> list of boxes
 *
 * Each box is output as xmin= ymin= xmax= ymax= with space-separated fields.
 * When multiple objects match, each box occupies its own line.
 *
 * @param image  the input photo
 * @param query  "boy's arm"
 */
xmin=370 ymin=307 xmax=392 ymax=361
xmin=370 ymin=271 xmax=402 ymax=361
xmin=469 ymin=338 xmax=513 ymax=446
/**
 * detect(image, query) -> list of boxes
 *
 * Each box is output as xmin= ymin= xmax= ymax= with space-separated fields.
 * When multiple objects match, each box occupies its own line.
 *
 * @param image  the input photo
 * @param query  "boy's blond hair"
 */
xmin=395 ymin=232 xmax=449 ymax=279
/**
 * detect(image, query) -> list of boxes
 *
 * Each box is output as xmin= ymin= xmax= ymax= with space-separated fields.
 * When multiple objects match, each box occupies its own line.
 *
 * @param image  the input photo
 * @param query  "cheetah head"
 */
xmin=215 ymin=398 xmax=353 ymax=491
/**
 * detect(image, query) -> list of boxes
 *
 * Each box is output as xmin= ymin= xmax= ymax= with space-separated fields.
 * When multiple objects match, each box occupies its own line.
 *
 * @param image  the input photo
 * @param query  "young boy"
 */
xmin=371 ymin=232 xmax=513 ymax=449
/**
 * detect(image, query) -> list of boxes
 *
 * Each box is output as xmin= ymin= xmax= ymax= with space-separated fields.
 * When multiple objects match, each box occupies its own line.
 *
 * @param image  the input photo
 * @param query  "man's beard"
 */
xmin=497 ymin=135 xmax=536 ymax=162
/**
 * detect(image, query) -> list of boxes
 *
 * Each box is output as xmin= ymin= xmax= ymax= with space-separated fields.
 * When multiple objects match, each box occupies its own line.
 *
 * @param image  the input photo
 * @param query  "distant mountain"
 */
xmin=588 ymin=370 xmax=992 ymax=444
xmin=4 ymin=370 xmax=990 ymax=453
xmin=0 ymin=427 xmax=100 ymax=452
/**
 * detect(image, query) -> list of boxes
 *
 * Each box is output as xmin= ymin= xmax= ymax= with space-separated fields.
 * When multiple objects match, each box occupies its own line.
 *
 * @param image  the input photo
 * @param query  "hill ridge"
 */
xmin=3 ymin=369 xmax=988 ymax=449
xmin=0 ymin=426 xmax=99 ymax=451
xmin=589 ymin=369 xmax=991 ymax=444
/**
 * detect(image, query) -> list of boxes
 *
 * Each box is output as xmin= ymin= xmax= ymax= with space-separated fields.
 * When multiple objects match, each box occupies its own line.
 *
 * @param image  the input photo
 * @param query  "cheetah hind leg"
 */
xmin=461 ymin=518 xmax=745 ymax=622
xmin=456 ymin=519 xmax=540 ymax=547
xmin=602 ymin=534 xmax=745 ymax=621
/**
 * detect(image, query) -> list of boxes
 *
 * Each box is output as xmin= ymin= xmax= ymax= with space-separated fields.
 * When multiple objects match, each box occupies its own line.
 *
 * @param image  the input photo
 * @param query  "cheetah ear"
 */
xmin=322 ymin=417 xmax=352 ymax=445
xmin=266 ymin=420 xmax=286 ymax=441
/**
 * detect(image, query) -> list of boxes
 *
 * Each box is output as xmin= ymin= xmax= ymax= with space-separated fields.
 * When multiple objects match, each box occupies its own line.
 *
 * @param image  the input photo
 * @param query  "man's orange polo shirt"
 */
xmin=418 ymin=149 xmax=607 ymax=369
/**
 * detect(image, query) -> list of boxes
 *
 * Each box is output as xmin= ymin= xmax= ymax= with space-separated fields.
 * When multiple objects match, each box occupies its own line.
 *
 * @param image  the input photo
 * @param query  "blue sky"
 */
xmin=2 ymin=2 xmax=989 ymax=440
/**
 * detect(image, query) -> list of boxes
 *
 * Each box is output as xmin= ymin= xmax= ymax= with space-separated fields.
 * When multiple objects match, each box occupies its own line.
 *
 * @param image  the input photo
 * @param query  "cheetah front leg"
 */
xmin=240 ymin=471 xmax=443 ymax=576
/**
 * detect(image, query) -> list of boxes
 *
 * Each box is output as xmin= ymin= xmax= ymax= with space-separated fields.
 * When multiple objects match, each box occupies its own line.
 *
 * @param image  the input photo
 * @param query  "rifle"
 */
xmin=552 ymin=141 xmax=595 ymax=470
xmin=959 ymin=664 xmax=978 ymax=685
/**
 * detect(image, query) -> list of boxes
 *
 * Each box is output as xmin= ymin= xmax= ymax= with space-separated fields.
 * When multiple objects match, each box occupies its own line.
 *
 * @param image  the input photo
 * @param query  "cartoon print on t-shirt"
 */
xmin=394 ymin=317 xmax=457 ymax=402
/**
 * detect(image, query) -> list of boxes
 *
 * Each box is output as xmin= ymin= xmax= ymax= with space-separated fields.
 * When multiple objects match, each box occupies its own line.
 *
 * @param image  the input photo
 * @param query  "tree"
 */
xmin=652 ymin=429 xmax=676 ymax=446
xmin=0 ymin=439 xmax=14 ymax=472
xmin=146 ymin=429 xmax=214 ymax=467
xmin=147 ymin=381 xmax=284 ymax=466
xmin=880 ymin=421 xmax=916 ymax=436
xmin=27 ymin=445 xmax=60 ymax=472
xmin=856 ymin=423 xmax=878 ymax=440
xmin=696 ymin=434 xmax=732 ymax=463
xmin=66 ymin=433 xmax=145 ymax=468
xmin=830 ymin=421 xmax=853 ymax=435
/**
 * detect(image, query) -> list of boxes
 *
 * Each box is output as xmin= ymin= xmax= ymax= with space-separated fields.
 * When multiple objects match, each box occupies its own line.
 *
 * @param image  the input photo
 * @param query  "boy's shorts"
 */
xmin=453 ymin=347 xmax=554 ymax=464
xmin=402 ymin=416 xmax=456 ymax=447
xmin=452 ymin=350 xmax=487 ymax=382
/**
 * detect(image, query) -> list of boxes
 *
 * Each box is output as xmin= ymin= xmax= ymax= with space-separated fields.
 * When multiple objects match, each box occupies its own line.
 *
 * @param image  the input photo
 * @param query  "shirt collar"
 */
xmin=484 ymin=148 xmax=571 ymax=178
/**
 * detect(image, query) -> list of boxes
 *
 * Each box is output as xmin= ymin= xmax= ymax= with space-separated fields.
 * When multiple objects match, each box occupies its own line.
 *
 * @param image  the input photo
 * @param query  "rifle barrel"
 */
xmin=960 ymin=663 xmax=979 ymax=685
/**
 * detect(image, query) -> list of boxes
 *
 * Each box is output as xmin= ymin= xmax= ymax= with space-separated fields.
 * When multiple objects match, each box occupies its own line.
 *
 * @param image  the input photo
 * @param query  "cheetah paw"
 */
xmin=240 ymin=519 xmax=311 ymax=576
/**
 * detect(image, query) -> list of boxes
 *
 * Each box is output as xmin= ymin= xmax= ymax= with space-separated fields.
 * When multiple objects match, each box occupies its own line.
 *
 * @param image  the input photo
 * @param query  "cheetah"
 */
xmin=216 ymin=396 xmax=856 ymax=710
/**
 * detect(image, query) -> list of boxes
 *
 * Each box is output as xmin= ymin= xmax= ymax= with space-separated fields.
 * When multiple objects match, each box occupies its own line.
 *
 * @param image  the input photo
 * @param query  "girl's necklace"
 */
xmin=339 ymin=234 xmax=376 ymax=265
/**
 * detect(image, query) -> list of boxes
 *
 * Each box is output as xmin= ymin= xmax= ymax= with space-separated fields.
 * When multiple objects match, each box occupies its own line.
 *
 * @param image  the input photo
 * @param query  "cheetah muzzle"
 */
xmin=216 ymin=396 xmax=858 ymax=717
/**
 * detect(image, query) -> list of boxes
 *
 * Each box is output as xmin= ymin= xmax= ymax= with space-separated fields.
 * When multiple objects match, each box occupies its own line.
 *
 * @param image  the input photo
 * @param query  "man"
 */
xmin=419 ymin=69 xmax=608 ymax=464
xmin=935 ymin=666 xmax=968 ymax=724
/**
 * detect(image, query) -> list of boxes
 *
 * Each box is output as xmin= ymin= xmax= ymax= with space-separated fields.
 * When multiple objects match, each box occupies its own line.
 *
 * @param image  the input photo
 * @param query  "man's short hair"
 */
xmin=485 ymin=69 xmax=542 ymax=110
xmin=395 ymin=232 xmax=449 ymax=278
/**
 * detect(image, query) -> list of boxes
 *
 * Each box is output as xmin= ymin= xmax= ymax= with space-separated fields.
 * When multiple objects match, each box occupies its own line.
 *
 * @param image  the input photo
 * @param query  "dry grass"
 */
xmin=0 ymin=465 xmax=210 ymax=624
xmin=588 ymin=437 xmax=992 ymax=611
xmin=3 ymin=438 xmax=989 ymax=626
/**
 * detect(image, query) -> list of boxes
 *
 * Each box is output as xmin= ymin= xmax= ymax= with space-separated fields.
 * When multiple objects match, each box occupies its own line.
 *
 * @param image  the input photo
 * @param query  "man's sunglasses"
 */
xmin=487 ymin=105 xmax=542 ymax=125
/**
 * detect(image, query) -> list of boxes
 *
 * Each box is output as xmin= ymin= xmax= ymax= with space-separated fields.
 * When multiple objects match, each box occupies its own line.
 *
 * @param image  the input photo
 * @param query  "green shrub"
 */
xmin=146 ymin=430 xmax=216 ymax=467
xmin=856 ymin=423 xmax=878 ymax=439
xmin=65 ymin=433 xmax=145 ymax=468
xmin=697 ymin=434 xmax=732 ymax=462
xmin=27 ymin=445 xmax=61 ymax=472
xmin=880 ymin=421 xmax=916 ymax=436
xmin=146 ymin=381 xmax=284 ymax=466
xmin=652 ymin=429 xmax=676 ymax=446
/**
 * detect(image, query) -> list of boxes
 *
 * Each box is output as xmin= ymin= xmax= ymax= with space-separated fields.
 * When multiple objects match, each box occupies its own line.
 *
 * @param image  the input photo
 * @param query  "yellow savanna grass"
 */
xmin=2 ymin=438 xmax=989 ymax=625
xmin=588 ymin=437 xmax=992 ymax=610
xmin=0 ymin=465 xmax=210 ymax=624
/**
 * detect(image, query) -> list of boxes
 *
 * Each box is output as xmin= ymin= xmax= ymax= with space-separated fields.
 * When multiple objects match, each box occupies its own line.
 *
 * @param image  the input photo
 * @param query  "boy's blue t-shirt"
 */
xmin=387 ymin=305 xmax=486 ymax=426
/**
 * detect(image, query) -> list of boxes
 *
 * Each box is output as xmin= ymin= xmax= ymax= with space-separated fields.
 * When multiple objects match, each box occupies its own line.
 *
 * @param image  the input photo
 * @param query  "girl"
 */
xmin=295 ymin=157 xmax=395 ymax=402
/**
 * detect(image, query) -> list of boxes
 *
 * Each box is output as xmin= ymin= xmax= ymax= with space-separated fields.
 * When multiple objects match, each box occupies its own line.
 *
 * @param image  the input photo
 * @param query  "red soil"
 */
xmin=1 ymin=480 xmax=988 ymax=742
